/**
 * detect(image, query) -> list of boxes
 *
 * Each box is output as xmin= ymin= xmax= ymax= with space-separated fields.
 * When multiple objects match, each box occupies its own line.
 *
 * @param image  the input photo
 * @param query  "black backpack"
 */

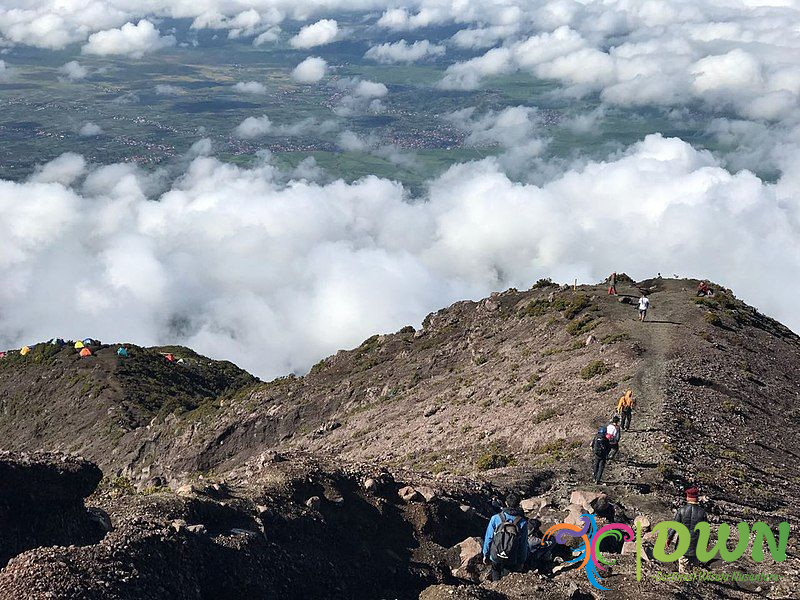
xmin=489 ymin=513 xmax=522 ymax=563
xmin=593 ymin=431 xmax=609 ymax=457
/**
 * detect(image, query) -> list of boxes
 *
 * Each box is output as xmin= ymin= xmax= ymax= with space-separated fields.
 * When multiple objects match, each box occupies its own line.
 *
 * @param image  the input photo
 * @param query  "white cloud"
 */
xmin=233 ymin=81 xmax=267 ymax=94
xmin=58 ymin=61 xmax=88 ymax=81
xmin=79 ymin=122 xmax=103 ymax=136
xmin=82 ymin=20 xmax=175 ymax=59
xmin=289 ymin=19 xmax=338 ymax=49
xmin=291 ymin=56 xmax=327 ymax=84
xmin=4 ymin=135 xmax=800 ymax=379
xmin=253 ymin=26 xmax=281 ymax=46
xmin=333 ymin=78 xmax=389 ymax=116
xmin=155 ymin=84 xmax=182 ymax=95
xmin=234 ymin=115 xmax=273 ymax=138
xmin=365 ymin=39 xmax=445 ymax=64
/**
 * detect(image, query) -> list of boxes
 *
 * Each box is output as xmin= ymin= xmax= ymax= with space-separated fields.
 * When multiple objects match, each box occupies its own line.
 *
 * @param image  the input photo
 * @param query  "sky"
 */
xmin=2 ymin=0 xmax=800 ymax=378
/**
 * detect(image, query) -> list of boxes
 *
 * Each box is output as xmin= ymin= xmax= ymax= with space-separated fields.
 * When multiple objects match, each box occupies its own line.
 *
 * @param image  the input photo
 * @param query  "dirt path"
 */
xmin=600 ymin=279 xmax=687 ymax=516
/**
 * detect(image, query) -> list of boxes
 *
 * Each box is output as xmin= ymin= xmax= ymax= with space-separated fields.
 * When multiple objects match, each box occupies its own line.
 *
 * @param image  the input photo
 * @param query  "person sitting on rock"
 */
xmin=616 ymin=389 xmax=634 ymax=431
xmin=667 ymin=486 xmax=708 ymax=573
xmin=526 ymin=518 xmax=555 ymax=576
xmin=606 ymin=416 xmax=621 ymax=459
xmin=483 ymin=493 xmax=528 ymax=581
xmin=697 ymin=281 xmax=713 ymax=297
xmin=591 ymin=426 xmax=611 ymax=484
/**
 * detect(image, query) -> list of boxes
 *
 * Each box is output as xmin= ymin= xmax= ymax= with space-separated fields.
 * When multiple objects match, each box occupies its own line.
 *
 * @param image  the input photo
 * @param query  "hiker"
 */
xmin=117 ymin=347 xmax=129 ymax=358
xmin=696 ymin=281 xmax=713 ymax=297
xmin=607 ymin=272 xmax=617 ymax=295
xmin=526 ymin=517 xmax=555 ymax=576
xmin=591 ymin=426 xmax=611 ymax=484
xmin=667 ymin=486 xmax=707 ymax=573
xmin=638 ymin=292 xmax=650 ymax=321
xmin=616 ymin=389 xmax=634 ymax=431
xmin=606 ymin=416 xmax=621 ymax=459
xmin=483 ymin=493 xmax=528 ymax=582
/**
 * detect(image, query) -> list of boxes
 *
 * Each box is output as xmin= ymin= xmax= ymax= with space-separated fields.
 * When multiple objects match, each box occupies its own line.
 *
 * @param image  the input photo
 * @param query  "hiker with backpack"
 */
xmin=616 ymin=389 xmax=634 ymax=431
xmin=638 ymin=292 xmax=650 ymax=321
xmin=526 ymin=517 xmax=555 ymax=576
xmin=482 ymin=493 xmax=528 ymax=581
xmin=591 ymin=426 xmax=611 ymax=484
xmin=667 ymin=486 xmax=708 ymax=573
xmin=606 ymin=416 xmax=621 ymax=459
xmin=607 ymin=272 xmax=617 ymax=295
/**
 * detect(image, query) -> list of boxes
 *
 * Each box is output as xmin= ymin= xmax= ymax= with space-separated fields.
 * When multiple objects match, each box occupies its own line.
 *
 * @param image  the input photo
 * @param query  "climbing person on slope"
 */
xmin=606 ymin=416 xmax=621 ymax=459
xmin=667 ymin=486 xmax=708 ymax=573
xmin=526 ymin=517 xmax=555 ymax=576
xmin=591 ymin=425 xmax=611 ymax=484
xmin=607 ymin=272 xmax=617 ymax=295
xmin=616 ymin=389 xmax=634 ymax=431
xmin=483 ymin=493 xmax=528 ymax=582
xmin=638 ymin=292 xmax=650 ymax=322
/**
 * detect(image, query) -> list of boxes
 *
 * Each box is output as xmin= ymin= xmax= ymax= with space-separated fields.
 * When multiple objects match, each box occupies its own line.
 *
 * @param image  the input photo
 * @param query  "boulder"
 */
xmin=585 ymin=335 xmax=597 ymax=346
xmin=459 ymin=505 xmax=476 ymax=518
xmin=520 ymin=496 xmax=549 ymax=514
xmin=186 ymin=524 xmax=207 ymax=535
xmin=363 ymin=478 xmax=378 ymax=493
xmin=621 ymin=541 xmax=637 ymax=555
xmin=170 ymin=519 xmax=187 ymax=532
xmin=564 ymin=503 xmax=585 ymax=526
xmin=569 ymin=490 xmax=608 ymax=514
xmin=416 ymin=486 xmax=437 ymax=502
xmin=398 ymin=486 xmax=423 ymax=502
xmin=305 ymin=496 xmax=322 ymax=510
xmin=634 ymin=515 xmax=651 ymax=532
xmin=448 ymin=537 xmax=484 ymax=581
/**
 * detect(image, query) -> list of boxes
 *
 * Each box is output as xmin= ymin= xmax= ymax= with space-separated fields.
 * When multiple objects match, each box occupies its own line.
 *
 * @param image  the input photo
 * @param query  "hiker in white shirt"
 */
xmin=606 ymin=416 xmax=621 ymax=459
xmin=638 ymin=293 xmax=650 ymax=321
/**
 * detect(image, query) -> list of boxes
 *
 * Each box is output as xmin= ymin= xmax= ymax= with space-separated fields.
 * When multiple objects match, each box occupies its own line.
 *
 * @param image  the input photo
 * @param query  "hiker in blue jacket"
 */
xmin=482 ymin=493 xmax=528 ymax=581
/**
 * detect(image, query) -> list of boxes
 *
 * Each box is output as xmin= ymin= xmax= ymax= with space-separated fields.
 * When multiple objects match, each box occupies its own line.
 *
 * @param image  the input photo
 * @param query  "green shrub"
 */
xmin=531 ymin=407 xmax=558 ymax=424
xmin=594 ymin=380 xmax=617 ymax=393
xmin=704 ymin=312 xmax=723 ymax=326
xmin=580 ymin=360 xmax=610 ymax=379
xmin=601 ymin=332 xmax=629 ymax=345
xmin=566 ymin=315 xmax=600 ymax=336
xmin=563 ymin=294 xmax=591 ymax=319
xmin=476 ymin=452 xmax=515 ymax=471
xmin=531 ymin=278 xmax=557 ymax=289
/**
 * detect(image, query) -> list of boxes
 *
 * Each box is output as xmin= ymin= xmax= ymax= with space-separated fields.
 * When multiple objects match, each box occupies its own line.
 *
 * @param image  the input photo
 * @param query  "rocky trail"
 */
xmin=0 ymin=276 xmax=798 ymax=599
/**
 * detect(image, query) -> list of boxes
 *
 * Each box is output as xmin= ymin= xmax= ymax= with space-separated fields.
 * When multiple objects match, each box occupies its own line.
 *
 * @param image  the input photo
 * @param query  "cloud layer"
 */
xmin=3 ymin=135 xmax=800 ymax=378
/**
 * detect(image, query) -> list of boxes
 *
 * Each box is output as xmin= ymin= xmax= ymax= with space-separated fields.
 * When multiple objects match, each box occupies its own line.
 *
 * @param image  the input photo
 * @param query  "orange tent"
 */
xmin=79 ymin=347 xmax=92 ymax=357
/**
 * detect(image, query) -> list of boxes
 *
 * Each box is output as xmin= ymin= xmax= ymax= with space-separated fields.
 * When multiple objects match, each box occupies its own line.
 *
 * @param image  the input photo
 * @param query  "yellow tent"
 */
xmin=20 ymin=346 xmax=30 ymax=356
xmin=74 ymin=341 xmax=84 ymax=349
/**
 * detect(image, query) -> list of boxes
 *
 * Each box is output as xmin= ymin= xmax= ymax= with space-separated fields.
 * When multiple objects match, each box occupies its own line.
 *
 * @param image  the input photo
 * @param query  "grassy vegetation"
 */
xmin=531 ymin=278 xmax=557 ymax=289
xmin=704 ymin=312 xmax=723 ymax=326
xmin=580 ymin=360 xmax=610 ymax=379
xmin=594 ymin=380 xmax=617 ymax=393
xmin=530 ymin=407 xmax=558 ymax=424
xmin=563 ymin=294 xmax=592 ymax=319
xmin=601 ymin=332 xmax=629 ymax=345
xmin=476 ymin=449 xmax=515 ymax=471
xmin=566 ymin=315 xmax=600 ymax=336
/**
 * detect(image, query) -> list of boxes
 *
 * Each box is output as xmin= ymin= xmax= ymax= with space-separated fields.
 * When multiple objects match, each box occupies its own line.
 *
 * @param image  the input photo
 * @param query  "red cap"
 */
xmin=685 ymin=487 xmax=699 ymax=501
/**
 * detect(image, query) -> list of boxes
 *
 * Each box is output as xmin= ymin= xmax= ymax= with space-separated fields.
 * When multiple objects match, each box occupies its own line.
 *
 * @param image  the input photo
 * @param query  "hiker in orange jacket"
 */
xmin=616 ymin=390 xmax=634 ymax=431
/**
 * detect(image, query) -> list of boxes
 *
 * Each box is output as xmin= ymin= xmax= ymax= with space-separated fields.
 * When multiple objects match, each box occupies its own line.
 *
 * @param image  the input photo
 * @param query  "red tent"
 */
xmin=79 ymin=347 xmax=92 ymax=357
xmin=165 ymin=353 xmax=175 ymax=362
